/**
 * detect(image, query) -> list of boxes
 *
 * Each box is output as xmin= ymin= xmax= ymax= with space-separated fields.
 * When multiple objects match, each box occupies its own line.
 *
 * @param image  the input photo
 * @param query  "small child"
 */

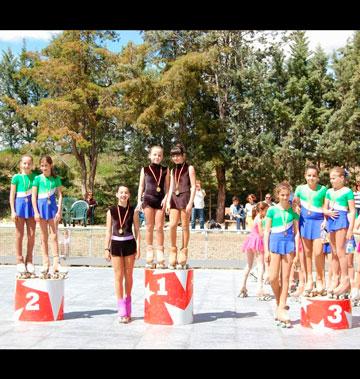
xmin=166 ymin=144 xmax=196 ymax=269
xmin=238 ymin=202 xmax=271 ymax=300
xmin=104 ymin=186 xmax=140 ymax=323
xmin=32 ymin=155 xmax=67 ymax=279
xmin=9 ymin=155 xmax=36 ymax=278
xmin=230 ymin=196 xmax=246 ymax=231
xmin=59 ymin=228 xmax=71 ymax=259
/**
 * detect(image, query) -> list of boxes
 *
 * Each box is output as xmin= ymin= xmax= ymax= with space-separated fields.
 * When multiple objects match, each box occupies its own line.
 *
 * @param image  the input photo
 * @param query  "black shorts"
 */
xmin=110 ymin=239 xmax=137 ymax=257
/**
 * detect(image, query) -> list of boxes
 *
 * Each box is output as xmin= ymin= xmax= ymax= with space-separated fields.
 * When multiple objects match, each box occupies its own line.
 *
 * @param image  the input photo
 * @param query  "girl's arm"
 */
xmin=353 ymin=216 xmax=360 ymax=235
xmin=161 ymin=167 xmax=170 ymax=209
xmin=186 ymin=165 xmax=196 ymax=215
xmin=263 ymin=217 xmax=272 ymax=264
xmin=323 ymin=198 xmax=338 ymax=219
xmin=166 ymin=170 xmax=174 ymax=214
xmin=257 ymin=217 xmax=264 ymax=238
xmin=292 ymin=195 xmax=301 ymax=214
xmin=133 ymin=209 xmax=141 ymax=259
xmin=104 ymin=210 xmax=112 ymax=261
xmin=9 ymin=184 xmax=17 ymax=221
xmin=137 ymin=168 xmax=145 ymax=210
xmin=55 ymin=186 xmax=63 ymax=223
xmin=32 ymin=186 xmax=40 ymax=222
xmin=346 ymin=199 xmax=356 ymax=240
xmin=293 ymin=220 xmax=300 ymax=266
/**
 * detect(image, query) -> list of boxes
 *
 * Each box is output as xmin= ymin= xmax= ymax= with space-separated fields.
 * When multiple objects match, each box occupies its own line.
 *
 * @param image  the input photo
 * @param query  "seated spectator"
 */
xmin=230 ymin=196 xmax=246 ymax=230
xmin=85 ymin=191 xmax=97 ymax=225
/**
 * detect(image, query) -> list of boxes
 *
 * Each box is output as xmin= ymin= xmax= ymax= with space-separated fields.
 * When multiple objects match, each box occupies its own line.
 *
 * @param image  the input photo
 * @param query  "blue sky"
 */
xmin=0 ymin=30 xmax=144 ymax=56
xmin=0 ymin=30 xmax=355 ymax=57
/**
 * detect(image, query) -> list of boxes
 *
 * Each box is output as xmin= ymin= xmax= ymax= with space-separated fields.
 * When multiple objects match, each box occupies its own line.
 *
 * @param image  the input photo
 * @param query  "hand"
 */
xmin=346 ymin=231 xmax=353 ymax=241
xmin=320 ymin=220 xmax=326 ymax=230
xmin=293 ymin=255 xmax=299 ymax=268
xmin=136 ymin=249 xmax=140 ymax=260
xmin=136 ymin=202 xmax=142 ymax=212
xmin=11 ymin=211 xmax=17 ymax=222
xmin=165 ymin=202 xmax=171 ymax=215
xmin=264 ymin=251 xmax=270 ymax=264
xmin=34 ymin=213 xmax=41 ymax=222
xmin=104 ymin=250 xmax=111 ymax=262
xmin=327 ymin=209 xmax=339 ymax=220
xmin=161 ymin=198 xmax=166 ymax=210
xmin=55 ymin=212 xmax=61 ymax=223
xmin=185 ymin=204 xmax=192 ymax=215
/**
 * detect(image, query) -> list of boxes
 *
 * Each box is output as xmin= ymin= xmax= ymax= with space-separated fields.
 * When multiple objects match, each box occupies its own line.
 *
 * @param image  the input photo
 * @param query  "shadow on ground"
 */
xmin=64 ymin=309 xmax=117 ymax=320
xmin=194 ymin=311 xmax=257 ymax=324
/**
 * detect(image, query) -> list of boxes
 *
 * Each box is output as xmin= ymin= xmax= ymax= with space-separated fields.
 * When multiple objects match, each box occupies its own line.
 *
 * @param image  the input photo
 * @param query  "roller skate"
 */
xmin=125 ymin=295 xmax=132 ymax=323
xmin=117 ymin=298 xmax=129 ymax=324
xmin=314 ymin=281 xmax=327 ymax=297
xmin=26 ymin=262 xmax=37 ymax=279
xmin=303 ymin=283 xmax=314 ymax=298
xmin=51 ymin=257 xmax=68 ymax=279
xmin=276 ymin=306 xmax=292 ymax=328
xmin=39 ymin=265 xmax=51 ymax=279
xmin=256 ymin=288 xmax=272 ymax=301
xmin=176 ymin=247 xmax=189 ymax=269
xmin=16 ymin=263 xmax=28 ymax=279
xmin=237 ymin=287 xmax=248 ymax=298
xmin=333 ymin=279 xmax=351 ymax=300
xmin=155 ymin=247 xmax=166 ymax=269
xmin=350 ymin=288 xmax=360 ymax=307
xmin=145 ymin=245 xmax=155 ymax=269
xmin=168 ymin=246 xmax=177 ymax=269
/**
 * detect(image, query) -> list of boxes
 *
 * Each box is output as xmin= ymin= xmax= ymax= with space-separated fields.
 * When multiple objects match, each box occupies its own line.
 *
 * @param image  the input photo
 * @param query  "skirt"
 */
xmin=299 ymin=216 xmax=323 ymax=240
xmin=242 ymin=233 xmax=264 ymax=253
xmin=327 ymin=210 xmax=349 ymax=232
xmin=37 ymin=197 xmax=58 ymax=220
xmin=15 ymin=195 xmax=34 ymax=218
xmin=269 ymin=230 xmax=295 ymax=255
xmin=111 ymin=239 xmax=137 ymax=257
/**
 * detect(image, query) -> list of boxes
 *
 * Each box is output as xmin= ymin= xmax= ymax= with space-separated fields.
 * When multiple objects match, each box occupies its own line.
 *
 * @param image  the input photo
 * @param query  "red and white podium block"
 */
xmin=301 ymin=297 xmax=352 ymax=330
xmin=14 ymin=279 xmax=65 ymax=322
xmin=144 ymin=268 xmax=193 ymax=325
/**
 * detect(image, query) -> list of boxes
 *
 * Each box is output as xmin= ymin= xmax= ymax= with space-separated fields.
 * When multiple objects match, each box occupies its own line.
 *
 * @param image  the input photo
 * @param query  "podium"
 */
xmin=144 ymin=268 xmax=193 ymax=325
xmin=301 ymin=296 xmax=352 ymax=330
xmin=15 ymin=278 xmax=65 ymax=321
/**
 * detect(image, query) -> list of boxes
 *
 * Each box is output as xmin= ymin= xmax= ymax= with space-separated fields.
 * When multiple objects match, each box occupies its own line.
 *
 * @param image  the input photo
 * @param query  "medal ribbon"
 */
xmin=22 ymin=174 xmax=30 ymax=192
xmin=148 ymin=165 xmax=162 ymax=190
xmin=117 ymin=204 xmax=129 ymax=232
xmin=280 ymin=207 xmax=289 ymax=233
xmin=174 ymin=162 xmax=185 ymax=193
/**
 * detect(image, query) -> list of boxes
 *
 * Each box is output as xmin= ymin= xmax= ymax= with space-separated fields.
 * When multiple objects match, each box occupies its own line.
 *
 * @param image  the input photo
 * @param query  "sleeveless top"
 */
xmin=142 ymin=164 xmax=167 ymax=209
xmin=109 ymin=205 xmax=135 ymax=238
xmin=172 ymin=163 xmax=190 ymax=194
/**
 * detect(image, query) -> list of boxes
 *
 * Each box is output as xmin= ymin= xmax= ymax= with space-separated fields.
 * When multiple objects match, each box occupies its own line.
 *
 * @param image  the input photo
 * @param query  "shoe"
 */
xmin=176 ymin=247 xmax=189 ymax=269
xmin=168 ymin=246 xmax=177 ymax=269
xmin=155 ymin=247 xmax=166 ymax=269
xmin=237 ymin=288 xmax=248 ymax=298
xmin=117 ymin=298 xmax=129 ymax=323
xmin=333 ymin=278 xmax=351 ymax=299
xmin=145 ymin=245 xmax=155 ymax=269
xmin=16 ymin=263 xmax=28 ymax=279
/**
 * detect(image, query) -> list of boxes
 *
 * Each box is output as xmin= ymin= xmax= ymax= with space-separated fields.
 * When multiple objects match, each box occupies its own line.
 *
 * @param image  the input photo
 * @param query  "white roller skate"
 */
xmin=237 ymin=287 xmax=248 ymax=298
xmin=155 ymin=247 xmax=166 ymax=269
xmin=168 ymin=246 xmax=177 ymax=269
xmin=145 ymin=245 xmax=155 ymax=269
xmin=333 ymin=279 xmax=351 ymax=300
xmin=176 ymin=247 xmax=189 ymax=269
xmin=16 ymin=263 xmax=28 ymax=279
xmin=51 ymin=257 xmax=68 ymax=279
xmin=350 ymin=288 xmax=360 ymax=306
xmin=276 ymin=305 xmax=292 ymax=328
xmin=39 ymin=265 xmax=51 ymax=279
xmin=26 ymin=262 xmax=37 ymax=278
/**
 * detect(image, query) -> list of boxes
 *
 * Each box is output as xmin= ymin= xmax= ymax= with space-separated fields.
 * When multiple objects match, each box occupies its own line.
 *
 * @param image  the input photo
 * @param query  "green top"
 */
xmin=266 ymin=205 xmax=299 ymax=233
xmin=32 ymin=174 xmax=62 ymax=199
xmin=294 ymin=184 xmax=327 ymax=213
xmin=325 ymin=187 xmax=354 ymax=211
xmin=11 ymin=173 xmax=36 ymax=196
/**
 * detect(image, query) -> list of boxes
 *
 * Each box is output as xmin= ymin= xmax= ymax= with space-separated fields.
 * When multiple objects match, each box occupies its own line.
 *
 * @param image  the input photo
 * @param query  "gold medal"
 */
xmin=148 ymin=165 xmax=163 ymax=195
xmin=174 ymin=163 xmax=185 ymax=198
xmin=175 ymin=190 xmax=180 ymax=196
xmin=117 ymin=204 xmax=129 ymax=236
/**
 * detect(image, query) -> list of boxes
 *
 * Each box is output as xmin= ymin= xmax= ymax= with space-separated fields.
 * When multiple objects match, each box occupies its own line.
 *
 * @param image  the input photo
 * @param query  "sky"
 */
xmin=0 ymin=30 xmax=355 ymax=57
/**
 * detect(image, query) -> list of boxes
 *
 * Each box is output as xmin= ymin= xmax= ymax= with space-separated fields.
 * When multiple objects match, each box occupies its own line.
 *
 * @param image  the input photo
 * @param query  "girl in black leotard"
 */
xmin=137 ymin=146 xmax=170 ymax=268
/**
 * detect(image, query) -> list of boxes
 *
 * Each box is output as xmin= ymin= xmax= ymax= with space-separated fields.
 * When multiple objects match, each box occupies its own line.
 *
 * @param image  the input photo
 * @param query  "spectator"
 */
xmin=230 ymin=196 xmax=246 ymax=230
xmin=264 ymin=193 xmax=275 ymax=207
xmin=85 ymin=191 xmax=97 ymax=225
xmin=354 ymin=183 xmax=360 ymax=217
xmin=245 ymin=194 xmax=257 ymax=229
xmin=191 ymin=180 xmax=206 ymax=230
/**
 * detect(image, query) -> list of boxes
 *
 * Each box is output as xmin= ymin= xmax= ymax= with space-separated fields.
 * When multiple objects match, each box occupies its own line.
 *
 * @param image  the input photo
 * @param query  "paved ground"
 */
xmin=1 ymin=265 xmax=360 ymax=349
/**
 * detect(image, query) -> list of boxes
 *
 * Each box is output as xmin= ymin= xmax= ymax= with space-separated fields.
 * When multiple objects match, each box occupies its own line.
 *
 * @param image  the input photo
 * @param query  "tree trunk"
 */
xmin=215 ymin=165 xmax=226 ymax=223
xmin=88 ymin=153 xmax=98 ymax=194
xmin=72 ymin=139 xmax=87 ymax=196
